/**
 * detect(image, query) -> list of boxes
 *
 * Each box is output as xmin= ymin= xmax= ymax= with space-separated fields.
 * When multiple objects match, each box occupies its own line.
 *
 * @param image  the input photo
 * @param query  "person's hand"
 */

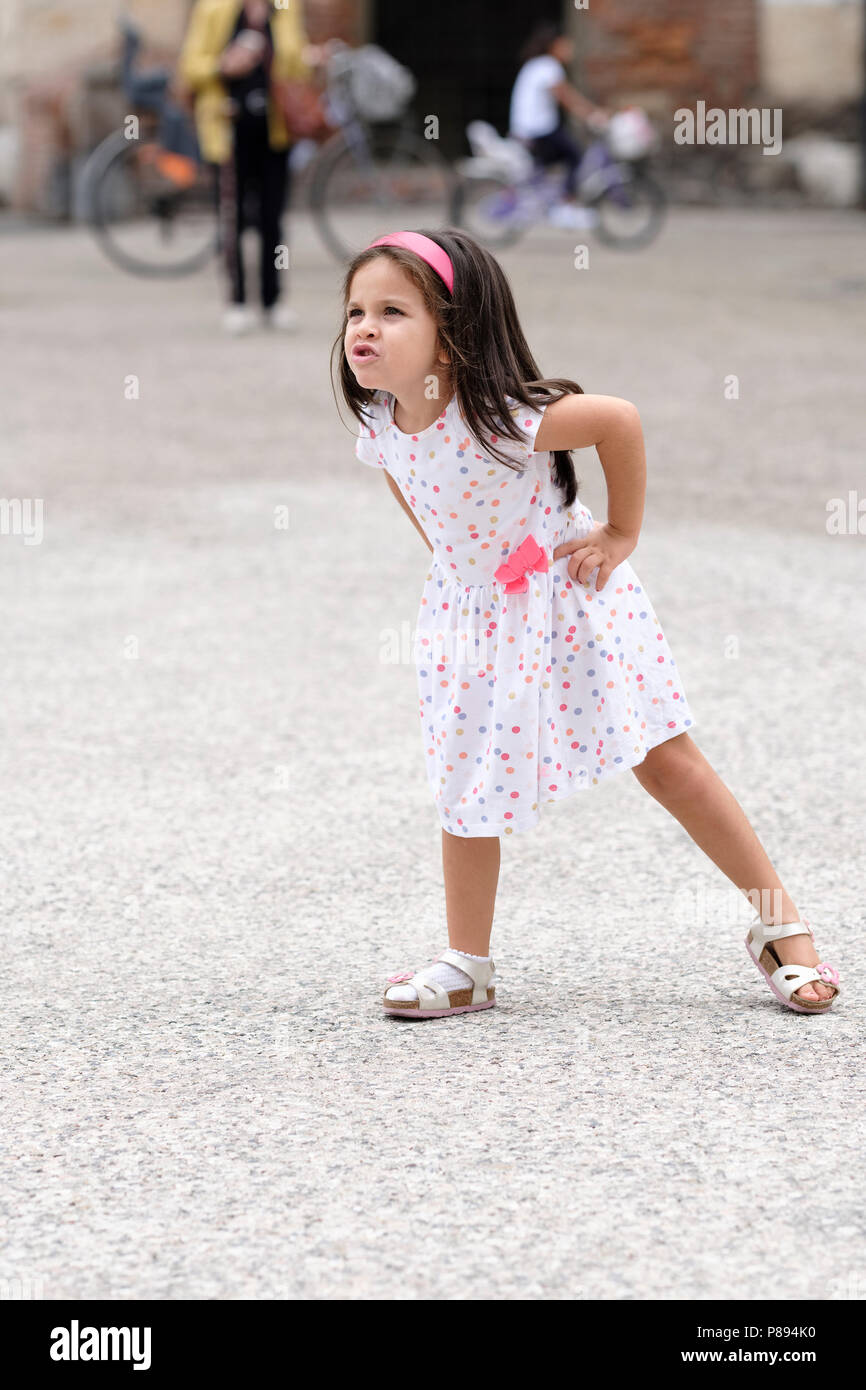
xmin=219 ymin=38 xmax=264 ymax=78
xmin=586 ymin=106 xmax=611 ymax=131
xmin=552 ymin=522 xmax=637 ymax=592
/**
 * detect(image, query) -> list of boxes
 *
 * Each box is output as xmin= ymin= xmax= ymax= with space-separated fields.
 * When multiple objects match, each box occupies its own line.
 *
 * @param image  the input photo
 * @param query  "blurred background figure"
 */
xmin=179 ymin=0 xmax=313 ymax=335
xmin=509 ymin=20 xmax=610 ymax=230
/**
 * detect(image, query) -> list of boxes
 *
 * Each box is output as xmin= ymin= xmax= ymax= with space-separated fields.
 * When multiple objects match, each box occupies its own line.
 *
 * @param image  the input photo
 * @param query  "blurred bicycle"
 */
xmin=454 ymin=107 xmax=667 ymax=250
xmin=81 ymin=27 xmax=460 ymax=275
xmin=305 ymin=38 xmax=459 ymax=263
xmin=80 ymin=18 xmax=216 ymax=277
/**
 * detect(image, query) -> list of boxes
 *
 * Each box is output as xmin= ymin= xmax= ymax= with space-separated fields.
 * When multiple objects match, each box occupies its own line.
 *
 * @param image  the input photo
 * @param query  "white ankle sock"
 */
xmin=385 ymin=949 xmax=494 ymax=1003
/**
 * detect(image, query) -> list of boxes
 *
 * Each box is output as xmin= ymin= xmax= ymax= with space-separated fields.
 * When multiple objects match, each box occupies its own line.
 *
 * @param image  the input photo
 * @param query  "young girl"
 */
xmin=335 ymin=226 xmax=840 ymax=1020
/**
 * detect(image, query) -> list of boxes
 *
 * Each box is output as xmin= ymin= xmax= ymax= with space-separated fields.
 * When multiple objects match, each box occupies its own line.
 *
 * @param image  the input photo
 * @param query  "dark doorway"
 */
xmin=374 ymin=1 xmax=565 ymax=158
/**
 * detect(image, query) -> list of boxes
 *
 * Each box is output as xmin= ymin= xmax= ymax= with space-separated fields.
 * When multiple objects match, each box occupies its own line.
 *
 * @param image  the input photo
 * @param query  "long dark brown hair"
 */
xmin=331 ymin=225 xmax=584 ymax=508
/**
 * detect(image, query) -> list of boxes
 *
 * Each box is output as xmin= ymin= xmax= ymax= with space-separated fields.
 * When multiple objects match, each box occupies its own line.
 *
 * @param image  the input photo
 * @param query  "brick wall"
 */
xmin=572 ymin=0 xmax=761 ymax=118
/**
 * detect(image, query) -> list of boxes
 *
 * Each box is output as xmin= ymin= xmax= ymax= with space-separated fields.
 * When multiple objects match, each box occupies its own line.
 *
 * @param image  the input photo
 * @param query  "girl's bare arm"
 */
xmin=384 ymin=471 xmax=434 ymax=553
xmin=550 ymin=80 xmax=606 ymax=125
xmin=533 ymin=393 xmax=646 ymax=540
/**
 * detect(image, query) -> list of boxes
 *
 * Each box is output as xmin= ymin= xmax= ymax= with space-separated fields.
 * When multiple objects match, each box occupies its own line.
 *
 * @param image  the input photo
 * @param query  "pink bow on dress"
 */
xmin=494 ymin=534 xmax=549 ymax=593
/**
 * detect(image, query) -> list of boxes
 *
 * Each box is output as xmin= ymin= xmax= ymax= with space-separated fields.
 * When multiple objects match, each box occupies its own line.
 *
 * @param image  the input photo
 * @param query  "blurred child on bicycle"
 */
xmin=508 ymin=21 xmax=609 ymax=229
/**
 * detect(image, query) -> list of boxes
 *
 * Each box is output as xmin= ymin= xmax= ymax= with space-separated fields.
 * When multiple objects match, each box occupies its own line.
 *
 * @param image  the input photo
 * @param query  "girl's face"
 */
xmin=345 ymin=259 xmax=448 ymax=395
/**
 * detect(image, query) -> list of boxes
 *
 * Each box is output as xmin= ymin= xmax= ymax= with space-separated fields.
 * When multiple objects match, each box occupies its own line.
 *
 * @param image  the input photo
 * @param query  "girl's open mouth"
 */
xmin=352 ymin=346 xmax=379 ymax=359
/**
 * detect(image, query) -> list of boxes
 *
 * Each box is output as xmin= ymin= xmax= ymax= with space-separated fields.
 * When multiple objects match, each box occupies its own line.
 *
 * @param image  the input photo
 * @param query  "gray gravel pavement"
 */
xmin=1 ymin=207 xmax=864 ymax=1300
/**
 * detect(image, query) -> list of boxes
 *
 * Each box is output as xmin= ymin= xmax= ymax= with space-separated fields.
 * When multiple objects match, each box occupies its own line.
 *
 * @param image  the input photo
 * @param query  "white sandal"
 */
xmin=383 ymin=948 xmax=497 ymax=1019
xmin=744 ymin=917 xmax=840 ymax=1013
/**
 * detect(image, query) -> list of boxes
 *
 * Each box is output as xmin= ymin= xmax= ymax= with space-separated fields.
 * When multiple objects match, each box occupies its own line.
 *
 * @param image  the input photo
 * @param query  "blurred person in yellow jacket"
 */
xmin=179 ymin=0 xmax=313 ymax=334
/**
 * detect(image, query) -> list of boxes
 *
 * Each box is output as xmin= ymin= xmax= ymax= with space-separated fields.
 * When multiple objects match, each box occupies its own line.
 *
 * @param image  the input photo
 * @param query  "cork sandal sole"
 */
xmin=383 ymin=986 xmax=496 ymax=1019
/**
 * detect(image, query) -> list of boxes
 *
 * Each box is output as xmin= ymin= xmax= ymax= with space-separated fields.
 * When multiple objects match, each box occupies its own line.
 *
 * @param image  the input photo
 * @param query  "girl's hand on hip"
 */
xmin=552 ymin=523 xmax=637 ymax=592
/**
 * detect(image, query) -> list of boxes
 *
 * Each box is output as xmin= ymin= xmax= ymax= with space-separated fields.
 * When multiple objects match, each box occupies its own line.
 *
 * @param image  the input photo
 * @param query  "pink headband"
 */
xmin=365 ymin=231 xmax=454 ymax=294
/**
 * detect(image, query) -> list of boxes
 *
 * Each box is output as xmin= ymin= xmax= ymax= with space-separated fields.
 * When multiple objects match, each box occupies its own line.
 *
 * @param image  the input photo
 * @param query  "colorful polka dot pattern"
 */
xmin=355 ymin=389 xmax=696 ymax=837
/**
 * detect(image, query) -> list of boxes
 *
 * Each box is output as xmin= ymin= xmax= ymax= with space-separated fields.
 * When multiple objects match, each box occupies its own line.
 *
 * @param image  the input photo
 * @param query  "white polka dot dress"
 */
xmin=355 ymin=388 xmax=696 ymax=837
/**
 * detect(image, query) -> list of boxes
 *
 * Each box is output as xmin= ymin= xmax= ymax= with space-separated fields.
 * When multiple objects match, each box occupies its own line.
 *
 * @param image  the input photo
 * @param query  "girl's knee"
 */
xmin=632 ymin=732 xmax=703 ymax=792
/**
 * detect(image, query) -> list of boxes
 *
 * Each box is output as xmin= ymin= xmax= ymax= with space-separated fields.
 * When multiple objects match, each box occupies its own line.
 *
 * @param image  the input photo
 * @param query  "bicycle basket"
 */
xmin=604 ymin=106 xmax=658 ymax=160
xmin=335 ymin=44 xmax=417 ymax=122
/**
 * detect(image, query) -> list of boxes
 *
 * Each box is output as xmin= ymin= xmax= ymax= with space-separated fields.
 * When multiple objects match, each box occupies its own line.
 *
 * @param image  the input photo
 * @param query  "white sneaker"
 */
xmin=262 ymin=303 xmax=300 ymax=332
xmin=547 ymin=202 xmax=598 ymax=229
xmin=222 ymin=305 xmax=256 ymax=336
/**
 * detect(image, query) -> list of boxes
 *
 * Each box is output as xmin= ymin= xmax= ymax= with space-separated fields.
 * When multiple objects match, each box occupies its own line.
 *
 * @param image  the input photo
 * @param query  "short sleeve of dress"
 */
xmin=354 ymin=392 xmax=388 ymax=468
xmin=482 ymin=394 xmax=551 ymax=465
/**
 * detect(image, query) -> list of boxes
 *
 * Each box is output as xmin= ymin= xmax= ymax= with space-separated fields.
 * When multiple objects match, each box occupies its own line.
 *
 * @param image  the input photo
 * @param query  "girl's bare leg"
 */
xmin=631 ymin=732 xmax=834 ymax=1001
xmin=441 ymin=830 xmax=500 ymax=956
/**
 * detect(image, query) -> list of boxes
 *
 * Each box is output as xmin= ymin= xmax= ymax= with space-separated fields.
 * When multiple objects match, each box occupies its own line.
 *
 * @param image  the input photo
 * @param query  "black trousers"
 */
xmin=527 ymin=116 xmax=583 ymax=199
xmin=219 ymin=116 xmax=290 ymax=308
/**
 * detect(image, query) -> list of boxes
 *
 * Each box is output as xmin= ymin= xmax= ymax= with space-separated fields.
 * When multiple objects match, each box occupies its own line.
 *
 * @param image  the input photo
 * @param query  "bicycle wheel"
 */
xmin=452 ymin=173 xmax=529 ymax=249
xmin=591 ymin=166 xmax=667 ymax=250
xmin=85 ymin=129 xmax=218 ymax=277
xmin=309 ymin=123 xmax=460 ymax=263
